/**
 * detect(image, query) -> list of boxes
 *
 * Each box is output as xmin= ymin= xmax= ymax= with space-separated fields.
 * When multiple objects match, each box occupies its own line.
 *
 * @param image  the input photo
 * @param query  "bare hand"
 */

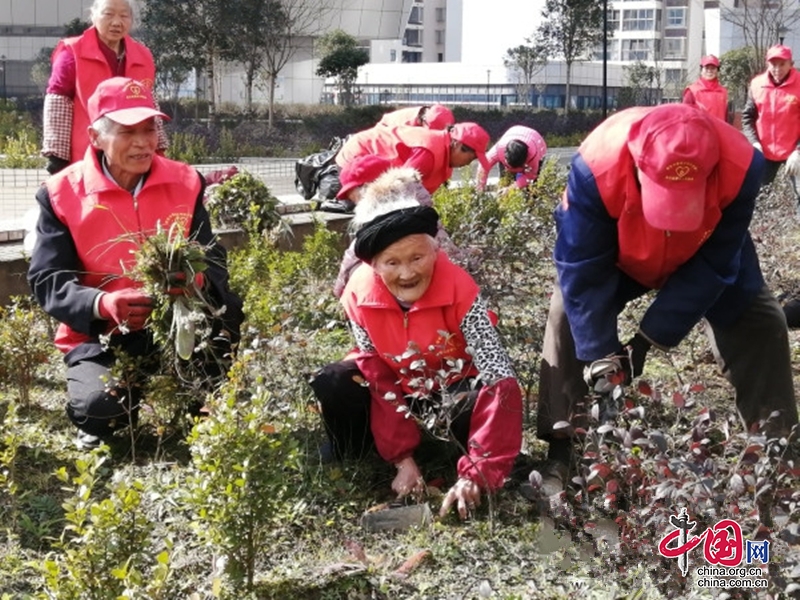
xmin=391 ymin=457 xmax=425 ymax=499
xmin=439 ymin=477 xmax=481 ymax=519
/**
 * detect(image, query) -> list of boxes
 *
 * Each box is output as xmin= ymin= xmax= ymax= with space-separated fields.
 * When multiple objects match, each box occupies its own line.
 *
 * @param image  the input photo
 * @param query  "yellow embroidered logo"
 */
xmin=124 ymin=82 xmax=147 ymax=101
xmin=664 ymin=161 xmax=698 ymax=182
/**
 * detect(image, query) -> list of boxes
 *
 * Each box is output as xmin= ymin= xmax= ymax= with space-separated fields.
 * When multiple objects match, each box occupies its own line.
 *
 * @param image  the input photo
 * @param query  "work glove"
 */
xmin=753 ymin=141 xmax=763 ymax=153
xmin=624 ymin=333 xmax=651 ymax=379
xmin=45 ymin=156 xmax=70 ymax=175
xmin=583 ymin=353 xmax=628 ymax=394
xmin=165 ymin=271 xmax=205 ymax=296
xmin=785 ymin=149 xmax=800 ymax=177
xmin=98 ymin=288 xmax=153 ymax=331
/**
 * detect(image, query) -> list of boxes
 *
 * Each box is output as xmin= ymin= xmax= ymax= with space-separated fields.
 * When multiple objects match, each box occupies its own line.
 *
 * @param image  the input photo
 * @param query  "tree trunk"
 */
xmin=205 ymin=50 xmax=216 ymax=121
xmin=245 ymin=67 xmax=254 ymax=113
xmin=268 ymin=74 xmax=276 ymax=130
xmin=565 ymin=62 xmax=572 ymax=116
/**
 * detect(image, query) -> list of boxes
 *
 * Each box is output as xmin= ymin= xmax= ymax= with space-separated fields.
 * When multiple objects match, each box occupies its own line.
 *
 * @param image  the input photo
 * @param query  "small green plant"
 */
xmin=0 ymin=297 xmax=55 ymax=405
xmin=166 ymin=132 xmax=209 ymax=164
xmin=206 ymin=170 xmax=281 ymax=234
xmin=0 ymin=397 xmax=21 ymax=528
xmin=0 ymin=130 xmax=46 ymax=169
xmin=41 ymin=453 xmax=172 ymax=600
xmin=183 ymin=355 xmax=305 ymax=592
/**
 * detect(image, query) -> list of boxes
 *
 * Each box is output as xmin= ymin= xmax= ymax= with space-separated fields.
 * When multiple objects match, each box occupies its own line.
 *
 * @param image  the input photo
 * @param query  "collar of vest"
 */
xmin=350 ymin=251 xmax=458 ymax=310
xmin=81 ymin=147 xmax=182 ymax=196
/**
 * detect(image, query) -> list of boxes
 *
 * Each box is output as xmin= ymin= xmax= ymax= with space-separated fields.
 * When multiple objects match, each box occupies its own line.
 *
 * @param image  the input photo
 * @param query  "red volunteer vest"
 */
xmin=686 ymin=79 xmax=728 ymax=121
xmin=53 ymin=28 xmax=156 ymax=163
xmin=749 ymin=69 xmax=800 ymax=161
xmin=576 ymin=107 xmax=754 ymax=289
xmin=336 ymin=126 xmax=452 ymax=193
xmin=342 ymin=251 xmax=480 ymax=393
xmin=46 ymin=148 xmax=200 ymax=352
xmin=378 ymin=107 xmax=423 ymax=128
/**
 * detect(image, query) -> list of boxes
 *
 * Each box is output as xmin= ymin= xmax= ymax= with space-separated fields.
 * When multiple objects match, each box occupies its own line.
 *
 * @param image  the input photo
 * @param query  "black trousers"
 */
xmin=309 ymin=360 xmax=479 ymax=461
xmin=65 ymin=332 xmax=229 ymax=437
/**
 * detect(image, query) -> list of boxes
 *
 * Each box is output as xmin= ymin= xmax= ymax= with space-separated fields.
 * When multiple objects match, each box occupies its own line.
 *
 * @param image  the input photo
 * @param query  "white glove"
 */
xmin=786 ymin=149 xmax=800 ymax=177
xmin=753 ymin=142 xmax=763 ymax=152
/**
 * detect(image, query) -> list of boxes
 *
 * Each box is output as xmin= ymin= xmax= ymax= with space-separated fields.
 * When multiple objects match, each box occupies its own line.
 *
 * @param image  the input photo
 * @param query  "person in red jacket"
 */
xmin=741 ymin=44 xmax=800 ymax=204
xmin=539 ymin=104 xmax=796 ymax=491
xmin=377 ymin=104 xmax=455 ymax=130
xmin=322 ymin=122 xmax=490 ymax=213
xmin=28 ymin=77 xmax=243 ymax=450
xmin=41 ymin=0 xmax=167 ymax=174
xmin=683 ymin=55 xmax=731 ymax=122
xmin=310 ymin=195 xmax=522 ymax=519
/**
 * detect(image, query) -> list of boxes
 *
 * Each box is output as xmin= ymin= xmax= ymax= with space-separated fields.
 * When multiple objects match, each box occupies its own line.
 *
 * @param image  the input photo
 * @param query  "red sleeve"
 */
xmin=682 ymin=88 xmax=696 ymax=106
xmin=456 ymin=377 xmax=523 ymax=490
xmin=47 ymin=48 xmax=77 ymax=97
xmin=354 ymin=352 xmax=421 ymax=463
xmin=402 ymin=147 xmax=435 ymax=176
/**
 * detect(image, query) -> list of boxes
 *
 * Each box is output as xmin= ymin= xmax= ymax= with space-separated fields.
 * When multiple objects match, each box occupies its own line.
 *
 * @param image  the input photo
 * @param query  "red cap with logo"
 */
xmin=337 ymin=155 xmax=392 ymax=199
xmin=423 ymin=104 xmax=455 ymax=130
xmin=87 ymin=77 xmax=169 ymax=126
xmin=627 ymin=104 xmax=720 ymax=232
xmin=700 ymin=55 xmax=720 ymax=67
xmin=450 ymin=122 xmax=491 ymax=172
xmin=766 ymin=45 xmax=793 ymax=61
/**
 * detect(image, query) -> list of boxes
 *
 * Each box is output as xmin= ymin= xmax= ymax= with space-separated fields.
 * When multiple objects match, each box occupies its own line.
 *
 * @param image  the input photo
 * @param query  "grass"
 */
xmin=0 ymin=166 xmax=799 ymax=599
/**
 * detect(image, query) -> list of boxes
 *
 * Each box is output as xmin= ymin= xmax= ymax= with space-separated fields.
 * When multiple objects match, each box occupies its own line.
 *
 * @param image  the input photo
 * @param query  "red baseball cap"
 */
xmin=450 ymin=122 xmax=490 ymax=172
xmin=423 ymin=104 xmax=455 ymax=130
xmin=700 ymin=55 xmax=720 ymax=67
xmin=87 ymin=77 xmax=169 ymax=126
xmin=337 ymin=155 xmax=392 ymax=199
xmin=766 ymin=45 xmax=792 ymax=62
xmin=627 ymin=105 xmax=720 ymax=232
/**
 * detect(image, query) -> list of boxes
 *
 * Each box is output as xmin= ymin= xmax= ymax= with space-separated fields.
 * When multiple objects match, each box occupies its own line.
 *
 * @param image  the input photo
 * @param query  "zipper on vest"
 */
xmin=403 ymin=311 xmax=409 ymax=329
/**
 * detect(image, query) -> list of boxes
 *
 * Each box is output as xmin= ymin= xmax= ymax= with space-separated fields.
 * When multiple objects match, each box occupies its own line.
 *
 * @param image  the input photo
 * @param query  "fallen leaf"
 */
xmin=394 ymin=549 xmax=432 ymax=578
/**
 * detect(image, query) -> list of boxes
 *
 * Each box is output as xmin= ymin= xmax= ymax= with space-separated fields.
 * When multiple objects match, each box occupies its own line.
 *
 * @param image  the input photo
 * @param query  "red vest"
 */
xmin=749 ymin=69 xmax=800 ymax=161
xmin=46 ymin=147 xmax=200 ymax=352
xmin=686 ymin=79 xmax=728 ymax=121
xmin=53 ymin=28 xmax=156 ymax=163
xmin=341 ymin=251 xmax=480 ymax=393
xmin=336 ymin=126 xmax=452 ymax=193
xmin=378 ymin=107 xmax=422 ymax=128
xmin=577 ymin=107 xmax=754 ymax=289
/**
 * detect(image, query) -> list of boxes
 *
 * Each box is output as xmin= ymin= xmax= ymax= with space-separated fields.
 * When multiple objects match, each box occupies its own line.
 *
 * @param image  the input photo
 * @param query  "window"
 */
xmin=435 ymin=7 xmax=445 ymax=22
xmin=608 ymin=10 xmax=620 ymax=32
xmin=438 ymin=52 xmax=444 ymax=62
xmin=622 ymin=9 xmax=660 ymax=31
xmin=663 ymin=38 xmax=685 ymax=59
xmin=435 ymin=29 xmax=445 ymax=45
xmin=622 ymin=38 xmax=659 ymax=61
xmin=390 ymin=49 xmax=397 ymax=62
xmin=409 ymin=6 xmax=423 ymax=24
xmin=404 ymin=29 xmax=422 ymax=47
xmin=665 ymin=68 xmax=685 ymax=84
xmin=666 ymin=7 xmax=686 ymax=27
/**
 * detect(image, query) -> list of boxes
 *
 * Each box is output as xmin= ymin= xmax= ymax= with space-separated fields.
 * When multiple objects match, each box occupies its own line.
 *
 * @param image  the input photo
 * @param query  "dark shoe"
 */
xmin=319 ymin=199 xmax=355 ymax=214
xmin=783 ymin=298 xmax=800 ymax=329
xmin=74 ymin=430 xmax=102 ymax=451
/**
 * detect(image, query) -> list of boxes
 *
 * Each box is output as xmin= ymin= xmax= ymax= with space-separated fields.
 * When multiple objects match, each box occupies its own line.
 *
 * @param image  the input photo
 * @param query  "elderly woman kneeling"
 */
xmin=310 ymin=199 xmax=522 ymax=519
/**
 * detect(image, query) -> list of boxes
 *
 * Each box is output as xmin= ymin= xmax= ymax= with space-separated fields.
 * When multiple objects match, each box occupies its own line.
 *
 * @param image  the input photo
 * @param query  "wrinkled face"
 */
xmin=450 ymin=142 xmax=477 ymax=168
xmin=89 ymin=117 xmax=157 ymax=187
xmin=373 ymin=234 xmax=437 ymax=304
xmin=767 ymin=58 xmax=793 ymax=82
xmin=94 ymin=0 xmax=132 ymax=47
xmin=700 ymin=65 xmax=719 ymax=81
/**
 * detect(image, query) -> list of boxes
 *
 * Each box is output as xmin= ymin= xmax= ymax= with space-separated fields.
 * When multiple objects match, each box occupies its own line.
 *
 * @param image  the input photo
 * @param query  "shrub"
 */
xmin=206 ymin=171 xmax=281 ymax=234
xmin=0 ymin=131 xmax=46 ymax=169
xmin=166 ymin=132 xmax=209 ymax=164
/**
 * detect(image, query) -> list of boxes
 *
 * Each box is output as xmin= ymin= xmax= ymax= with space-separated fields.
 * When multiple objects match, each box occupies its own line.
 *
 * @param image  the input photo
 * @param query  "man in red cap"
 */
xmin=537 ymin=104 xmax=797 ymax=489
xmin=377 ymin=104 xmax=455 ymax=130
xmin=683 ymin=55 xmax=731 ymax=122
xmin=28 ymin=77 xmax=243 ymax=449
xmin=742 ymin=44 xmax=800 ymax=205
xmin=324 ymin=122 xmax=490 ymax=212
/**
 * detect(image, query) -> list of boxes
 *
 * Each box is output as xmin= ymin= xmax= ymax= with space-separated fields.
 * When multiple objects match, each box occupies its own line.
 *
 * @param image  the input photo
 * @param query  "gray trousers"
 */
xmin=537 ymin=284 xmax=798 ymax=441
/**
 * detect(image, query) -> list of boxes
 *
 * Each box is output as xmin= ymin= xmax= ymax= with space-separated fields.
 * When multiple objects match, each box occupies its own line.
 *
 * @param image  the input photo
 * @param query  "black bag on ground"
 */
xmin=317 ymin=164 xmax=342 ymax=200
xmin=294 ymin=136 xmax=346 ymax=200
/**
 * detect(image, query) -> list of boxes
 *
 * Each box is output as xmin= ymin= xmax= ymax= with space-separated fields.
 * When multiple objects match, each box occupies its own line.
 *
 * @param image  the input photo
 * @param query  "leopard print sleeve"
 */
xmin=349 ymin=320 xmax=376 ymax=353
xmin=460 ymin=296 xmax=516 ymax=383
